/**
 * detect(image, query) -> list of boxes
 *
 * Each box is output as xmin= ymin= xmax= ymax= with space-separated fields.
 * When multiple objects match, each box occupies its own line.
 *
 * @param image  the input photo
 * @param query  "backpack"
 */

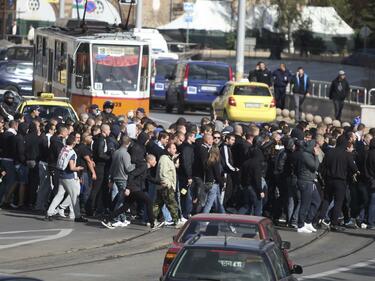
xmin=56 ymin=146 xmax=76 ymax=171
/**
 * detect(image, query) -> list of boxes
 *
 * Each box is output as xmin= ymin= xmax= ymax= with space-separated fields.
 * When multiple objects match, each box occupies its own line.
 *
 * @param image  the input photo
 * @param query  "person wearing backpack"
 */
xmin=46 ymin=133 xmax=87 ymax=222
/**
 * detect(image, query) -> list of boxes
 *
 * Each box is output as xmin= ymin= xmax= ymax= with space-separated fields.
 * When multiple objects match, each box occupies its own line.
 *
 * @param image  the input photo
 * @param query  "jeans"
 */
xmin=293 ymin=94 xmax=305 ymax=121
xmin=80 ymin=172 xmax=92 ymax=206
xmin=202 ymin=183 xmax=225 ymax=214
xmin=287 ymin=180 xmax=301 ymax=225
xmin=35 ymin=162 xmax=52 ymax=211
xmin=274 ymin=87 xmax=287 ymax=109
xmin=333 ymin=99 xmax=344 ymax=121
xmin=181 ymin=185 xmax=193 ymax=219
xmin=350 ymin=181 xmax=369 ymax=222
xmin=246 ymin=185 xmax=263 ymax=216
xmin=368 ymin=192 xmax=375 ymax=227
xmin=297 ymin=180 xmax=321 ymax=228
xmin=325 ymin=179 xmax=347 ymax=226
xmin=112 ymin=180 xmax=127 ymax=222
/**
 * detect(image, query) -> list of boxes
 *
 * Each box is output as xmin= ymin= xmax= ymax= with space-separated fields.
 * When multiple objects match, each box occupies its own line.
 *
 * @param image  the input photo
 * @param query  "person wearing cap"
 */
xmin=136 ymin=108 xmax=146 ymax=120
xmin=88 ymin=104 xmax=100 ymax=119
xmin=329 ymin=70 xmax=350 ymax=121
xmin=25 ymin=105 xmax=41 ymax=124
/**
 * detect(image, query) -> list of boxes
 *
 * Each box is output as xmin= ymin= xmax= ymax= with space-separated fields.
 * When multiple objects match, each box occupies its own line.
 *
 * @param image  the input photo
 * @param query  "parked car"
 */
xmin=162 ymin=214 xmax=292 ymax=275
xmin=150 ymin=58 xmax=178 ymax=105
xmin=0 ymin=45 xmax=33 ymax=62
xmin=165 ymin=60 xmax=233 ymax=114
xmin=0 ymin=60 xmax=33 ymax=95
xmin=161 ymin=236 xmax=303 ymax=281
xmin=212 ymin=81 xmax=276 ymax=122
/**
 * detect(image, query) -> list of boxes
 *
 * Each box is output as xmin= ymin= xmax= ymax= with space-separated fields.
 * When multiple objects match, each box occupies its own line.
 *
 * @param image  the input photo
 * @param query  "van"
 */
xmin=165 ymin=61 xmax=233 ymax=114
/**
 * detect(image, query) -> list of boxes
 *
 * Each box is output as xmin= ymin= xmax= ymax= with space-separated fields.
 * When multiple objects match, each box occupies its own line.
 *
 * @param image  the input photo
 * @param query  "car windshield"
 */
xmin=188 ymin=64 xmax=229 ymax=81
xmin=171 ymin=248 xmax=273 ymax=281
xmin=7 ymin=47 xmax=33 ymax=61
xmin=22 ymin=105 xmax=77 ymax=122
xmin=5 ymin=63 xmax=33 ymax=76
xmin=155 ymin=60 xmax=176 ymax=79
xmin=92 ymin=45 xmax=140 ymax=92
xmin=234 ymin=86 xmax=270 ymax=96
xmin=179 ymin=221 xmax=260 ymax=243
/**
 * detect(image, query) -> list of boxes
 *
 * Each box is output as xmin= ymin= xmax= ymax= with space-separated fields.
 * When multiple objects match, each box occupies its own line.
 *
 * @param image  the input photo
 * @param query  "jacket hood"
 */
xmin=252 ymin=136 xmax=264 ymax=148
xmin=137 ymin=131 xmax=149 ymax=146
xmin=283 ymin=137 xmax=295 ymax=151
xmin=303 ymin=140 xmax=316 ymax=153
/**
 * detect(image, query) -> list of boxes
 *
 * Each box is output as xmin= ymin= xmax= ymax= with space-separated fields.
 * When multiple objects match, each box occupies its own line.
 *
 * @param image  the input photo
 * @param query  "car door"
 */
xmin=213 ymin=84 xmax=231 ymax=117
xmin=267 ymin=247 xmax=291 ymax=281
xmin=166 ymin=63 xmax=183 ymax=105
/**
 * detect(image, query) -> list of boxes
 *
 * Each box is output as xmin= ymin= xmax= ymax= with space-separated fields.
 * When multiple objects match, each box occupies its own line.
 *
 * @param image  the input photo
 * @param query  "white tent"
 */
xmin=16 ymin=0 xmax=56 ymax=22
xmin=247 ymin=4 xmax=354 ymax=36
xmin=158 ymin=0 xmax=233 ymax=32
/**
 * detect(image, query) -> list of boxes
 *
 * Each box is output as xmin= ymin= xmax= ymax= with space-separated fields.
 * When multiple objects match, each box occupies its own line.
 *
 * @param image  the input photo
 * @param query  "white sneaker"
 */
xmin=165 ymin=221 xmax=174 ymax=226
xmin=361 ymin=223 xmax=368 ymax=229
xmin=297 ymin=226 xmax=312 ymax=234
xmin=179 ymin=217 xmax=188 ymax=223
xmin=123 ymin=219 xmax=131 ymax=226
xmin=305 ymin=223 xmax=317 ymax=233
xmin=112 ymin=221 xmax=128 ymax=227
xmin=57 ymin=208 xmax=66 ymax=218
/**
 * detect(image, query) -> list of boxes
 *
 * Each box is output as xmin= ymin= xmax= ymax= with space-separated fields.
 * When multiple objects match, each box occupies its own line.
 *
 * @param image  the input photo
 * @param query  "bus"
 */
xmin=33 ymin=20 xmax=151 ymax=115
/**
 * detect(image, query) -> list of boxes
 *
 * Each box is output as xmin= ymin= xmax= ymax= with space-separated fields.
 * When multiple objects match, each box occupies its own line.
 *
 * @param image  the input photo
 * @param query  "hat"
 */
xmin=29 ymin=105 xmax=40 ymax=112
xmin=136 ymin=107 xmax=145 ymax=114
xmin=338 ymin=70 xmax=345 ymax=75
xmin=90 ymin=104 xmax=99 ymax=110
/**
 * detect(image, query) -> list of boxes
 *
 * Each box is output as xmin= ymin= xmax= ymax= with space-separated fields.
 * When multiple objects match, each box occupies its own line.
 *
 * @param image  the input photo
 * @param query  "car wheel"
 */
xmin=5 ymin=85 xmax=19 ymax=94
xmin=177 ymin=96 xmax=185 ymax=114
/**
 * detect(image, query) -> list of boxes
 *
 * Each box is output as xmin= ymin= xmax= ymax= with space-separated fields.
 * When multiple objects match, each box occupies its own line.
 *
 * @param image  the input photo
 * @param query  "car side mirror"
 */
xmin=291 ymin=264 xmax=303 ymax=275
xmin=281 ymin=241 xmax=291 ymax=250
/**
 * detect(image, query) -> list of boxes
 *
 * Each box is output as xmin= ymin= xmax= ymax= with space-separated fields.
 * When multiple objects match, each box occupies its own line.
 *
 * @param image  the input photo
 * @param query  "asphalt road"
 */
xmin=0 ymin=209 xmax=374 ymax=281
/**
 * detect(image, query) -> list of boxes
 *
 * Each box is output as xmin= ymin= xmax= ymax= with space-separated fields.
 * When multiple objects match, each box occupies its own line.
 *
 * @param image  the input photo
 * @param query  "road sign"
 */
xmin=184 ymin=15 xmax=193 ymax=23
xmin=183 ymin=2 xmax=194 ymax=12
xmin=119 ymin=0 xmax=137 ymax=5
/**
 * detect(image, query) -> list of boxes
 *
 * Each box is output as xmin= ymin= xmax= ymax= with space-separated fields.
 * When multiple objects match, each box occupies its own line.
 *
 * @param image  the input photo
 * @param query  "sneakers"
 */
xmin=44 ymin=215 xmax=53 ymax=221
xmin=164 ymin=221 xmax=174 ymax=227
xmin=297 ymin=226 xmax=313 ymax=234
xmin=345 ymin=218 xmax=358 ymax=229
xmin=101 ymin=220 xmax=115 ymax=229
xmin=367 ymin=225 xmax=375 ymax=230
xmin=57 ymin=208 xmax=66 ymax=218
xmin=74 ymin=217 xmax=88 ymax=223
xmin=361 ymin=223 xmax=368 ymax=229
xmin=150 ymin=221 xmax=165 ymax=231
xmin=330 ymin=225 xmax=346 ymax=232
xmin=304 ymin=223 xmax=317 ymax=233
xmin=179 ymin=217 xmax=188 ymax=223
xmin=112 ymin=221 xmax=129 ymax=228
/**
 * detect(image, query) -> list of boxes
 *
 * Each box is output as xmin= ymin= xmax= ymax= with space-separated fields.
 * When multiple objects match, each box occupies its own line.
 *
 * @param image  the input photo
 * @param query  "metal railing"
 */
xmin=368 ymin=88 xmax=375 ymax=106
xmin=310 ymin=80 xmax=370 ymax=105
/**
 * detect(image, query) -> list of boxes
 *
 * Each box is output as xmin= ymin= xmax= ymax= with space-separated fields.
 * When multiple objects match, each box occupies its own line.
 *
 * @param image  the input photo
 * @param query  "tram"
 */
xmin=32 ymin=20 xmax=151 ymax=115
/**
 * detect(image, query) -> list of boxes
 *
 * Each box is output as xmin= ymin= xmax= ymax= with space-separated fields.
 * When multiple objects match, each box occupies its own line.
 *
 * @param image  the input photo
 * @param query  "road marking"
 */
xmin=299 ymin=258 xmax=375 ymax=280
xmin=64 ymin=273 xmax=107 ymax=278
xmin=0 ymin=229 xmax=73 ymax=250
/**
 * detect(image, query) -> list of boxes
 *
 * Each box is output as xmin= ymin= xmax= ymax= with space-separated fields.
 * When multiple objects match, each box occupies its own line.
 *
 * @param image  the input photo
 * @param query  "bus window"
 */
xmin=75 ymin=43 xmax=90 ymax=89
xmin=140 ymin=45 xmax=149 ymax=91
xmin=54 ymin=40 xmax=67 ymax=85
xmin=92 ymin=44 xmax=140 ymax=92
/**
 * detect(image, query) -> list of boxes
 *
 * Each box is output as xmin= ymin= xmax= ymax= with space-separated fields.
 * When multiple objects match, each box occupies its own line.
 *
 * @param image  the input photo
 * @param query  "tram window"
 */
xmin=54 ymin=40 xmax=67 ymax=85
xmin=42 ymin=37 xmax=48 ymax=77
xmin=140 ymin=45 xmax=149 ymax=91
xmin=35 ymin=36 xmax=44 ymax=76
xmin=75 ymin=43 xmax=90 ymax=89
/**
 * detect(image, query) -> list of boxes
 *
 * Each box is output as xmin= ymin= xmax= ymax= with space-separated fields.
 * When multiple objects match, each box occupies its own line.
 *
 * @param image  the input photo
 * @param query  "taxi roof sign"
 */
xmin=39 ymin=93 xmax=55 ymax=99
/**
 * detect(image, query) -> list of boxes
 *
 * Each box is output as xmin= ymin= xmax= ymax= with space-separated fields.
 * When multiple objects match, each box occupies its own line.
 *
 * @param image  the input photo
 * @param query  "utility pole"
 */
xmin=59 ymin=0 xmax=65 ymax=19
xmin=235 ymin=0 xmax=245 ymax=81
xmin=136 ymin=0 xmax=142 ymax=29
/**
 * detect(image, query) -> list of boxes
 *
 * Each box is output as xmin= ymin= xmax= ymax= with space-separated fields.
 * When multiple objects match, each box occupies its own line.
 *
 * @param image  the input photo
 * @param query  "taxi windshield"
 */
xmin=23 ymin=105 xmax=77 ymax=122
xmin=171 ymin=248 xmax=273 ymax=281
xmin=92 ymin=45 xmax=140 ymax=92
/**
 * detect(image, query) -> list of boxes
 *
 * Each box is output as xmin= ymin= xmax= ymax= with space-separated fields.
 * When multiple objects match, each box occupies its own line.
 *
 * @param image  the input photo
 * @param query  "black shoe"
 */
xmin=74 ymin=217 xmax=88 ymax=223
xmin=44 ymin=215 xmax=53 ymax=221
xmin=330 ymin=225 xmax=345 ymax=232
xmin=367 ymin=226 xmax=375 ymax=230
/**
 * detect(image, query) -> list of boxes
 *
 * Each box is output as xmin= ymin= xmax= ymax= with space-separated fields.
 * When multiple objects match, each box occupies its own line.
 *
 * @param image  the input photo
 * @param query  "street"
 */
xmin=0 ymin=208 xmax=374 ymax=281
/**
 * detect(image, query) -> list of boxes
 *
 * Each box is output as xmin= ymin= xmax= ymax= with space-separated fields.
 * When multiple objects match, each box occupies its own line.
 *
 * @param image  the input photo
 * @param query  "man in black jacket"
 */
xmin=272 ymin=63 xmax=292 ymax=109
xmin=179 ymin=132 xmax=195 ymax=219
xmin=87 ymin=124 xmax=111 ymax=216
xmin=296 ymin=140 xmax=321 ymax=234
xmin=321 ymin=135 xmax=358 ymax=232
xmin=329 ymin=70 xmax=350 ymax=121
xmin=255 ymin=62 xmax=273 ymax=87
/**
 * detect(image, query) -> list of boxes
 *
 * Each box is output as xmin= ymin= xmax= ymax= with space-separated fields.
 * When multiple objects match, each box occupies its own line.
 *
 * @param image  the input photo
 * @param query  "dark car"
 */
xmin=150 ymin=58 xmax=178 ymax=105
xmin=0 ymin=46 xmax=34 ymax=62
xmin=0 ymin=61 xmax=33 ymax=95
xmin=0 ymin=275 xmax=43 ymax=281
xmin=162 ymin=236 xmax=302 ymax=281
xmin=162 ymin=214 xmax=292 ymax=275
xmin=165 ymin=60 xmax=233 ymax=114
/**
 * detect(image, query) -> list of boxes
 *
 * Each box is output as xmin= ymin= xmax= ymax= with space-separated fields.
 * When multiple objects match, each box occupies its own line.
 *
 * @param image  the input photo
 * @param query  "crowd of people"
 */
xmin=0 ymin=89 xmax=374 ymax=234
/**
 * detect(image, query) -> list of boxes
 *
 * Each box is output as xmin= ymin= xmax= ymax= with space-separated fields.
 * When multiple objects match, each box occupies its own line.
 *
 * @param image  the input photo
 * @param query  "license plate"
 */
xmin=201 ymin=86 xmax=217 ymax=92
xmin=155 ymin=83 xmax=164 ymax=90
xmin=245 ymin=103 xmax=261 ymax=108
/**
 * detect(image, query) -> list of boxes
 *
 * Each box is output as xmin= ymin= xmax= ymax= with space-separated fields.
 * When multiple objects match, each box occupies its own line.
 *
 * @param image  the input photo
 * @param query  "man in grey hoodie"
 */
xmin=296 ymin=140 xmax=321 ymax=234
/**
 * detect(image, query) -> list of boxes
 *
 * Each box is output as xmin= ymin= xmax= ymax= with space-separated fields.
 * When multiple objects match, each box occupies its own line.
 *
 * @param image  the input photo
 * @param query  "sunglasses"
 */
xmin=213 ymin=136 xmax=221 ymax=139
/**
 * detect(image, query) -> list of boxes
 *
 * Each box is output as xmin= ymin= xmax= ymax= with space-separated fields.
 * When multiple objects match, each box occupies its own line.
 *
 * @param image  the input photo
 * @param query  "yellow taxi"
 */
xmin=17 ymin=93 xmax=79 ymax=122
xmin=212 ymin=81 xmax=276 ymax=122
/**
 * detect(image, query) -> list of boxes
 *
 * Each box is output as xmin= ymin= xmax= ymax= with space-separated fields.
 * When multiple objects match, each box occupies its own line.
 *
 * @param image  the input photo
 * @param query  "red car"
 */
xmin=162 ymin=213 xmax=292 ymax=275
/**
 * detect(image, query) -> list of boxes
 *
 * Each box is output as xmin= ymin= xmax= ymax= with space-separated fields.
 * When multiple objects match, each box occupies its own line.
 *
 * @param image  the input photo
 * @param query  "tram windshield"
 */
xmin=92 ymin=45 xmax=140 ymax=91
